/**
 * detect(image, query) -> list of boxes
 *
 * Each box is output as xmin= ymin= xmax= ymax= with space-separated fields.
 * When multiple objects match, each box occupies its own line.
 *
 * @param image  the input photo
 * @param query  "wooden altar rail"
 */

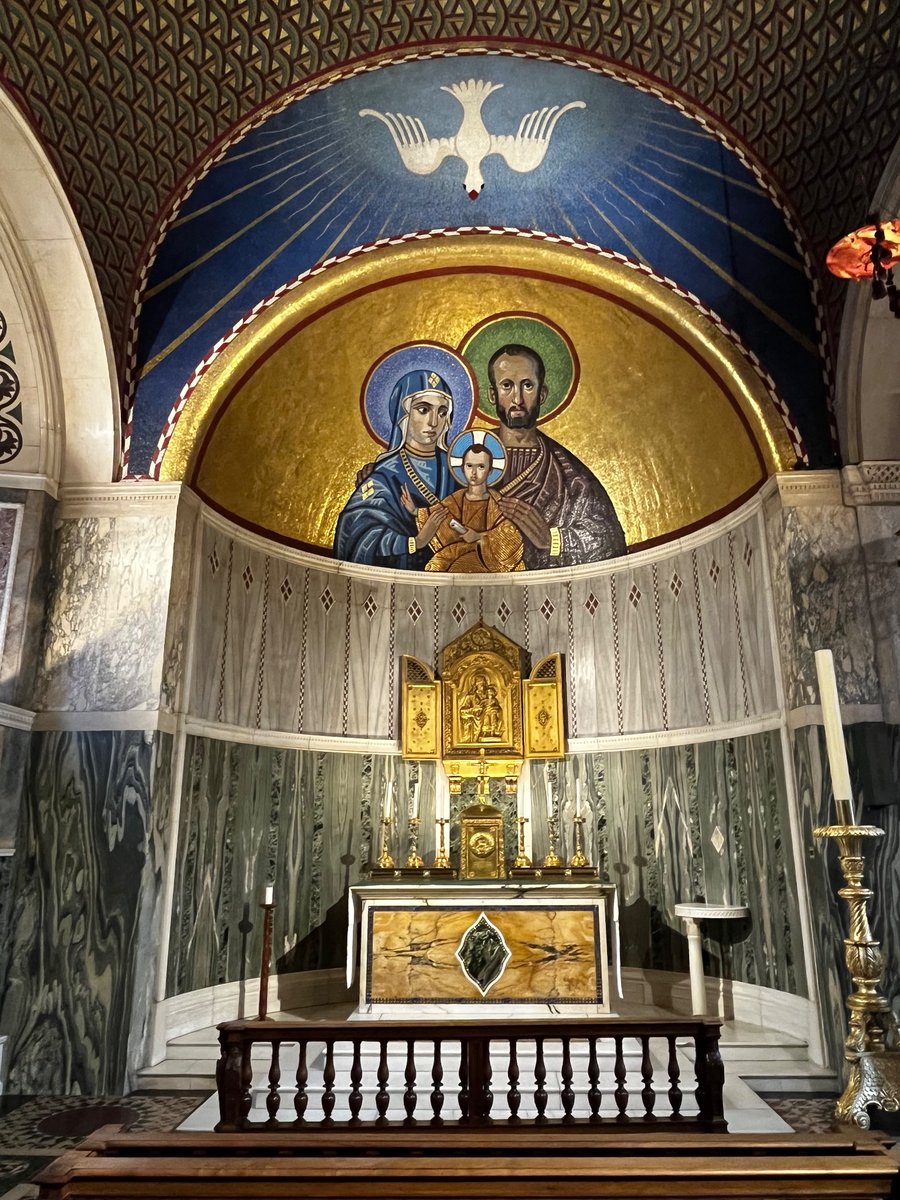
xmin=215 ymin=1017 xmax=727 ymax=1132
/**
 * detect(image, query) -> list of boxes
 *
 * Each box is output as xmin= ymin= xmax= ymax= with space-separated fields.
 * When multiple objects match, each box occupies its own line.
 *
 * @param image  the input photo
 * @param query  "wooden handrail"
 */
xmin=215 ymin=1017 xmax=726 ymax=1133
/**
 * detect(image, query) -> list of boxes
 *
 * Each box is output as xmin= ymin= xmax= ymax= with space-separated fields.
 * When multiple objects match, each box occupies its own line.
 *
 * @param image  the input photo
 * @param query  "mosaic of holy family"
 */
xmin=334 ymin=320 xmax=626 ymax=573
xmin=157 ymin=53 xmax=812 ymax=567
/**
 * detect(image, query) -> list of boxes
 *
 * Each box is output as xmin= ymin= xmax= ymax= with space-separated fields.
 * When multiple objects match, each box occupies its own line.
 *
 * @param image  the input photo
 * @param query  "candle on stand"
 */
xmin=575 ymin=778 xmax=582 ymax=817
xmin=411 ymin=776 xmax=419 ymax=820
xmin=814 ymin=648 xmax=855 ymax=824
xmin=263 ymin=885 xmax=274 ymax=906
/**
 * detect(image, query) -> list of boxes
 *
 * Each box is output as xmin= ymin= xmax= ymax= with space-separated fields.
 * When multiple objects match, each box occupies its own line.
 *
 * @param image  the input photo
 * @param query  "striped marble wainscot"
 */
xmin=0 ymin=730 xmax=160 ymax=1093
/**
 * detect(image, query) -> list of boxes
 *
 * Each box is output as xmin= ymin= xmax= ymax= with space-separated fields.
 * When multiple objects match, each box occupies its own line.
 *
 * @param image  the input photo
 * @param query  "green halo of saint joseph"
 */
xmin=462 ymin=314 xmax=577 ymax=423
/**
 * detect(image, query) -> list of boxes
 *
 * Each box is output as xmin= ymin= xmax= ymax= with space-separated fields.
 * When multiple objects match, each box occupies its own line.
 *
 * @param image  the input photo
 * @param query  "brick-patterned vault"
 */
xmin=0 ymin=1 xmax=897 ymax=391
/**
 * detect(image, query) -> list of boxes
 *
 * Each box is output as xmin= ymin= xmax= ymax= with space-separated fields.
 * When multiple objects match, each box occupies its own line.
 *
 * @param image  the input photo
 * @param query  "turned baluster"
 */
xmin=560 ymin=1036 xmax=575 ymax=1123
xmin=458 ymin=1043 xmax=470 ymax=1121
xmin=348 ymin=1040 xmax=363 ymax=1125
xmin=293 ymin=1041 xmax=309 ymax=1126
xmin=430 ymin=1040 xmax=444 ymax=1126
xmin=375 ymin=1040 xmax=390 ymax=1125
xmin=640 ymin=1035 xmax=655 ymax=1119
xmin=321 ymin=1039 xmax=336 ymax=1126
xmin=667 ymin=1034 xmax=683 ymax=1118
xmin=614 ymin=1035 xmax=628 ymax=1119
xmin=587 ymin=1035 xmax=602 ymax=1121
xmin=404 ymin=1039 xmax=418 ymax=1125
xmin=507 ymin=1037 xmax=522 ymax=1123
xmin=533 ymin=1037 xmax=548 ymax=1124
xmin=265 ymin=1041 xmax=281 ymax=1124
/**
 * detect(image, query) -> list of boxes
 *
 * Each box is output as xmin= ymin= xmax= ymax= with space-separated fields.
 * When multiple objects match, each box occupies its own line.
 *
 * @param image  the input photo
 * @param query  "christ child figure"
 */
xmin=403 ymin=441 xmax=524 ymax=573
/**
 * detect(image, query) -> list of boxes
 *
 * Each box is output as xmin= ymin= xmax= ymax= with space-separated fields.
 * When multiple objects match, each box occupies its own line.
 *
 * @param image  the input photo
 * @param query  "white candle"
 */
xmin=575 ymin=778 xmax=582 ymax=817
xmin=411 ymin=777 xmax=419 ymax=821
xmin=814 ymin=649 xmax=854 ymax=823
xmin=264 ymin=885 xmax=274 ymax=906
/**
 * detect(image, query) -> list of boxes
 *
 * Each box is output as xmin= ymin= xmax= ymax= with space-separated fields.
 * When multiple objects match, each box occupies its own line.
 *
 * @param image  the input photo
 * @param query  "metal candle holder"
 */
xmin=432 ymin=817 xmax=451 ymax=869
xmin=376 ymin=816 xmax=395 ymax=869
xmin=406 ymin=815 xmax=424 ymax=868
xmin=514 ymin=815 xmax=531 ymax=868
xmin=569 ymin=813 xmax=589 ymax=868
xmin=814 ymin=818 xmax=900 ymax=1127
xmin=543 ymin=811 xmax=563 ymax=868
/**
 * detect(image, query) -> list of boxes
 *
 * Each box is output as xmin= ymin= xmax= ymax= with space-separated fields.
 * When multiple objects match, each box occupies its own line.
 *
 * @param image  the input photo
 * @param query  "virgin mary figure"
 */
xmin=334 ymin=370 xmax=457 ymax=570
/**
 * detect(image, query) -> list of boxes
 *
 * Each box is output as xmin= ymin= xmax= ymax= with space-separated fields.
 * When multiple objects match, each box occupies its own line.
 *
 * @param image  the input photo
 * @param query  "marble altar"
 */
xmin=348 ymin=882 xmax=619 ymax=1017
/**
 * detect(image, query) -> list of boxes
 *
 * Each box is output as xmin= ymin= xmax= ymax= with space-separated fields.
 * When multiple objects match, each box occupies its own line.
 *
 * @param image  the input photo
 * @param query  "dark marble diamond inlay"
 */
xmin=455 ymin=914 xmax=511 ymax=996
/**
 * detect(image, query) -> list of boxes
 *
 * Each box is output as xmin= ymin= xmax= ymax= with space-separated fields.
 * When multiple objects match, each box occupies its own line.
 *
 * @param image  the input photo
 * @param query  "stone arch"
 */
xmin=0 ymin=85 xmax=119 ymax=486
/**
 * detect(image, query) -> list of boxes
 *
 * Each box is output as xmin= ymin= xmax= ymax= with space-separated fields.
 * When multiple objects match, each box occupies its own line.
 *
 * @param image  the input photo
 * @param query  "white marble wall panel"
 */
xmin=616 ymin=560 xmax=666 ymax=732
xmin=221 ymin=542 xmax=266 ymax=729
xmin=187 ymin=502 xmax=778 ymax=739
xmin=303 ymin=568 xmax=348 ymax=735
xmin=568 ymin=577 xmax=618 ymax=735
xmin=191 ymin=526 xmax=230 ymax=721
xmin=259 ymin=559 xmax=308 ymax=733
xmin=856 ymin=505 xmax=900 ymax=724
xmin=346 ymin=578 xmax=393 ymax=738
xmin=160 ymin=496 xmax=201 ymax=713
xmin=37 ymin=511 xmax=177 ymax=712
xmin=764 ymin=495 xmax=879 ymax=712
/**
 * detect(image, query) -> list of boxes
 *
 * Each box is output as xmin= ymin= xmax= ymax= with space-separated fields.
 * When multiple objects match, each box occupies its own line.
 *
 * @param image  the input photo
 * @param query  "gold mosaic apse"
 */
xmin=170 ymin=237 xmax=796 ymax=551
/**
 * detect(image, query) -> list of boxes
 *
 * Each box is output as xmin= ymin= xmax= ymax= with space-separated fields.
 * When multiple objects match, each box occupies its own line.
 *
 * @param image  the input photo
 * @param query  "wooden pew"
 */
xmin=36 ymin=1127 xmax=900 ymax=1199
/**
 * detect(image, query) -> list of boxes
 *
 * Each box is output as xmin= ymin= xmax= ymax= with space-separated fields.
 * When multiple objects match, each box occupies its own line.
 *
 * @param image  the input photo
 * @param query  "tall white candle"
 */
xmin=411 ymin=776 xmax=419 ymax=820
xmin=263 ymin=885 xmax=274 ymax=906
xmin=814 ymin=649 xmax=854 ymax=823
xmin=575 ymin=778 xmax=582 ymax=817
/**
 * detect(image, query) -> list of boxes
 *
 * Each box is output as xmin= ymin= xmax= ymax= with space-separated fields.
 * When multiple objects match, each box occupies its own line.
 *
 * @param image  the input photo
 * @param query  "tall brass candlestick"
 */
xmin=569 ymin=814 xmax=589 ymax=868
xmin=376 ymin=816 xmax=395 ymax=869
xmin=432 ymin=818 xmax=451 ymax=869
xmin=543 ymin=811 xmax=563 ymax=868
xmin=814 ymin=819 xmax=900 ymax=1126
xmin=406 ymin=816 xmax=424 ymax=868
xmin=514 ymin=816 xmax=531 ymax=868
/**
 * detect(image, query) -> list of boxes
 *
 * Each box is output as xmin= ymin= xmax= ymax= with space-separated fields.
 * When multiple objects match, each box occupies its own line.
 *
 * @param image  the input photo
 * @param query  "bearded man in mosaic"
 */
xmin=488 ymin=344 xmax=627 ymax=569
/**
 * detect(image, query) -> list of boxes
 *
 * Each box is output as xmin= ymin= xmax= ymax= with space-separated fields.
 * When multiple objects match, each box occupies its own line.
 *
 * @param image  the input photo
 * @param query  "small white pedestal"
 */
xmin=674 ymin=902 xmax=749 ymax=1016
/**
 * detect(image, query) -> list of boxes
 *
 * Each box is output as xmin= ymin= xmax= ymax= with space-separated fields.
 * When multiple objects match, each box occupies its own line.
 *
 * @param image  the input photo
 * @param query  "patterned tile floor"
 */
xmin=0 ymin=1091 xmax=893 ymax=1198
xmin=0 ymin=1092 xmax=209 ymax=1197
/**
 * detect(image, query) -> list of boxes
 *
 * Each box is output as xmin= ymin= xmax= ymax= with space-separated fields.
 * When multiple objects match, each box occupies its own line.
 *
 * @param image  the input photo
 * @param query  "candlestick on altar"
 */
xmin=569 ymin=814 xmax=589 ymax=868
xmin=543 ymin=811 xmax=563 ymax=868
xmin=514 ymin=816 xmax=531 ymax=868
xmin=814 ymin=649 xmax=856 ymax=824
xmin=376 ymin=815 xmax=395 ymax=869
xmin=432 ymin=818 xmax=451 ymax=869
xmin=257 ymin=892 xmax=275 ymax=1021
xmin=406 ymin=815 xmax=424 ymax=868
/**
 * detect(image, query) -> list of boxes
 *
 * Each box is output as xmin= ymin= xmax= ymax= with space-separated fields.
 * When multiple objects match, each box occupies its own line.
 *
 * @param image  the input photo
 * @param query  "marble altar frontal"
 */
xmin=350 ymin=883 xmax=614 ymax=1015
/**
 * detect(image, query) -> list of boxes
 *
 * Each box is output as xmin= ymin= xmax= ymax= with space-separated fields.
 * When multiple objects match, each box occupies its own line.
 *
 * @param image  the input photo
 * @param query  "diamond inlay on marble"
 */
xmin=711 ymin=825 xmax=726 ymax=855
xmin=455 ymin=913 xmax=511 ymax=996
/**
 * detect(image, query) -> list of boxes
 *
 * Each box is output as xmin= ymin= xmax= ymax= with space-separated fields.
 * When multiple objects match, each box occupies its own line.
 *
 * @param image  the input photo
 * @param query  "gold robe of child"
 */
xmin=417 ymin=489 xmax=525 ymax=573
